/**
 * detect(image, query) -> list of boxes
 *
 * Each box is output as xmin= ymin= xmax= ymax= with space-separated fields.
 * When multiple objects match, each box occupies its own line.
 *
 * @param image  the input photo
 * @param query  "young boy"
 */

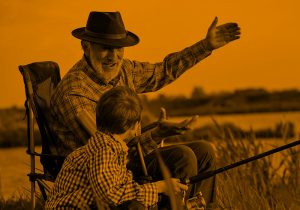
xmin=45 ymin=86 xmax=188 ymax=209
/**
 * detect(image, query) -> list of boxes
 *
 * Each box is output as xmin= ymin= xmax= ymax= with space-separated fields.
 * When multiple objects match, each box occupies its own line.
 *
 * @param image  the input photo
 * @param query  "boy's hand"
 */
xmin=155 ymin=178 xmax=188 ymax=196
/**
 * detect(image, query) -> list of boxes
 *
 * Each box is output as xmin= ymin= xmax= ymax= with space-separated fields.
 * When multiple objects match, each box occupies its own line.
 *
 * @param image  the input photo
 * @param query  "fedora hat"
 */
xmin=72 ymin=11 xmax=139 ymax=47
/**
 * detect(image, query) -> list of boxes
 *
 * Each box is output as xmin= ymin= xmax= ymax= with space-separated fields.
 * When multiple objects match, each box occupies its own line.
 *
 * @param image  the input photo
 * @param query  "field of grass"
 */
xmin=163 ymin=120 xmax=300 ymax=209
xmin=0 ymin=194 xmax=44 ymax=210
xmin=1 ymin=121 xmax=299 ymax=209
xmin=0 ymin=107 xmax=41 ymax=148
xmin=1 ymin=89 xmax=300 ymax=209
xmin=0 ymin=113 xmax=300 ymax=210
xmin=214 ymin=128 xmax=300 ymax=209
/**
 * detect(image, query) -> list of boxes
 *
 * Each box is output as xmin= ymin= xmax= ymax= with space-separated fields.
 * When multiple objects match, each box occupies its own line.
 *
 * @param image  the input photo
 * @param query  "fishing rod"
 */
xmin=184 ymin=139 xmax=300 ymax=185
xmin=141 ymin=121 xmax=300 ymax=184
xmin=140 ymin=121 xmax=300 ymax=209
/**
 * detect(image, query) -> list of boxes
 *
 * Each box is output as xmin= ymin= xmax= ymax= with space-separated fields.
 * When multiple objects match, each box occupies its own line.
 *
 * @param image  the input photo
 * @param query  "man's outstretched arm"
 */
xmin=126 ymin=17 xmax=240 ymax=94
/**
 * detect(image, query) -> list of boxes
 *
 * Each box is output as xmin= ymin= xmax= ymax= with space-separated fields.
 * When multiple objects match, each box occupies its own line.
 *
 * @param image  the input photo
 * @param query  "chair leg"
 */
xmin=28 ymin=101 xmax=36 ymax=210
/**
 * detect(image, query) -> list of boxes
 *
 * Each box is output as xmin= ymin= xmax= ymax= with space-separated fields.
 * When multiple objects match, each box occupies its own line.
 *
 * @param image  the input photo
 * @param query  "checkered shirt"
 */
xmin=45 ymin=131 xmax=159 ymax=209
xmin=50 ymin=39 xmax=212 ymax=156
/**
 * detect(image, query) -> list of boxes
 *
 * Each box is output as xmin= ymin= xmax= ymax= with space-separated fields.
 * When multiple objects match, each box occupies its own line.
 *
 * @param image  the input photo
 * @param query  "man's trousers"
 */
xmin=128 ymin=140 xmax=217 ymax=209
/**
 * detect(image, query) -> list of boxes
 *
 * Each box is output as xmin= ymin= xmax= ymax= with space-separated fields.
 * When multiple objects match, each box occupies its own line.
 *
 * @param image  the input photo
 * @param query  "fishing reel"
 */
xmin=185 ymin=192 xmax=206 ymax=210
xmin=156 ymin=191 xmax=206 ymax=210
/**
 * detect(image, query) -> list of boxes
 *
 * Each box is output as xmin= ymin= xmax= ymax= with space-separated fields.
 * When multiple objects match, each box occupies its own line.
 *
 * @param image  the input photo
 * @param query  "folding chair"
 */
xmin=19 ymin=61 xmax=65 ymax=209
xmin=19 ymin=61 xmax=173 ymax=209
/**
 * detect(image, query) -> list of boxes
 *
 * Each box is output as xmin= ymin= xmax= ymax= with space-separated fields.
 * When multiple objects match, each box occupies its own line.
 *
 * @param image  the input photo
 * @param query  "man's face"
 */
xmin=85 ymin=42 xmax=124 ymax=83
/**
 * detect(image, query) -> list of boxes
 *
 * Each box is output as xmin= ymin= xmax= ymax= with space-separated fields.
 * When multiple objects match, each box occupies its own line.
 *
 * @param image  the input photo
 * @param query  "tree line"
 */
xmin=1 ymin=88 xmax=300 ymax=147
xmin=142 ymin=87 xmax=300 ymax=116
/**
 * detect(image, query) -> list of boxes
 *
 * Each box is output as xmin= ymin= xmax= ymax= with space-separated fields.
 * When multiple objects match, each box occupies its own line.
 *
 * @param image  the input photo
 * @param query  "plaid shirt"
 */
xmin=50 ymin=39 xmax=212 ymax=156
xmin=45 ymin=131 xmax=159 ymax=209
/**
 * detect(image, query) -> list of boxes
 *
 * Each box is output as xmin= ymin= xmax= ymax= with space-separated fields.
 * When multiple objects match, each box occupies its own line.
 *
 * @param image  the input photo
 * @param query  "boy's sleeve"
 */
xmin=88 ymin=146 xmax=158 ymax=207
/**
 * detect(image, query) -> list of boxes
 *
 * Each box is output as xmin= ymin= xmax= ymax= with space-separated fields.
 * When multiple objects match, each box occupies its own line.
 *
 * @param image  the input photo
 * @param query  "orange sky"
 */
xmin=1 ymin=0 xmax=300 ymax=108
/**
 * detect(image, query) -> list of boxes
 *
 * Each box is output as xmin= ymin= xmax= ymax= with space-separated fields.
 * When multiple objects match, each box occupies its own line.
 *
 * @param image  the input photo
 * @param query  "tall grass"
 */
xmin=1 ymin=121 xmax=299 ymax=209
xmin=0 ymin=193 xmax=44 ymax=210
xmin=213 ymin=120 xmax=300 ymax=210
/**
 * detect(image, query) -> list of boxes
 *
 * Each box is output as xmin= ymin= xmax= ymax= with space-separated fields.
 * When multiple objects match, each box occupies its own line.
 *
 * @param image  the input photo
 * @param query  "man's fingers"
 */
xmin=220 ymin=25 xmax=239 ymax=31
xmin=217 ymin=35 xmax=240 ymax=42
xmin=158 ymin=107 xmax=167 ymax=122
xmin=228 ymin=36 xmax=240 ymax=41
xmin=186 ymin=115 xmax=200 ymax=129
xmin=216 ymin=29 xmax=241 ymax=36
xmin=216 ymin=28 xmax=241 ymax=34
xmin=215 ymin=33 xmax=241 ymax=41
xmin=179 ymin=119 xmax=192 ymax=128
xmin=215 ymin=31 xmax=241 ymax=41
xmin=208 ymin=16 xmax=218 ymax=32
xmin=215 ymin=34 xmax=240 ymax=40
xmin=216 ymin=22 xmax=239 ymax=30
xmin=177 ymin=115 xmax=200 ymax=130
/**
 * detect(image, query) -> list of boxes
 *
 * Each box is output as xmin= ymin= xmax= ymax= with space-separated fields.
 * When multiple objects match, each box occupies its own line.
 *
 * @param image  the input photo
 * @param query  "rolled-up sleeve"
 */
xmin=126 ymin=39 xmax=212 ymax=94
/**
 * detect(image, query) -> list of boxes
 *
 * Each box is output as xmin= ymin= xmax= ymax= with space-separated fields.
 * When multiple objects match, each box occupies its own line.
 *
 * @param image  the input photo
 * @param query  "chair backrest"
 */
xmin=19 ymin=61 xmax=64 ymax=178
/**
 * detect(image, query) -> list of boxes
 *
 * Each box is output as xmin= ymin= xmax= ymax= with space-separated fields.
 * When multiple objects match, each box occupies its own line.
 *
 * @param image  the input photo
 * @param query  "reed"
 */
xmin=213 ymin=120 xmax=300 ymax=210
xmin=1 ymin=121 xmax=299 ymax=209
xmin=0 ymin=193 xmax=44 ymax=210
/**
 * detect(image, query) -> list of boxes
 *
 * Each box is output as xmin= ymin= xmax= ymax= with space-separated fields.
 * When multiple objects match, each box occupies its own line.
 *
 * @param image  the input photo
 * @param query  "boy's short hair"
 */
xmin=96 ymin=86 xmax=142 ymax=134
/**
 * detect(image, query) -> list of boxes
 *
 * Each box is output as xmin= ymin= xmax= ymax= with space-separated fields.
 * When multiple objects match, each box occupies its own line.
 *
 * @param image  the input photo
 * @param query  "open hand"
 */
xmin=206 ymin=17 xmax=241 ymax=50
xmin=151 ymin=108 xmax=200 ymax=142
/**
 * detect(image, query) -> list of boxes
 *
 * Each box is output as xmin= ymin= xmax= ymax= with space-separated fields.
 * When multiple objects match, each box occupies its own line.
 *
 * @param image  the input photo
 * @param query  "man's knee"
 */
xmin=190 ymin=141 xmax=216 ymax=158
xmin=173 ymin=145 xmax=197 ymax=161
xmin=187 ymin=141 xmax=216 ymax=171
xmin=166 ymin=145 xmax=197 ymax=178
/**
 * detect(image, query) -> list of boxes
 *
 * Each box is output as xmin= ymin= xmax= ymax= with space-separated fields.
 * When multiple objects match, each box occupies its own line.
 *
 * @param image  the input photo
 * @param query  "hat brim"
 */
xmin=72 ymin=27 xmax=139 ymax=47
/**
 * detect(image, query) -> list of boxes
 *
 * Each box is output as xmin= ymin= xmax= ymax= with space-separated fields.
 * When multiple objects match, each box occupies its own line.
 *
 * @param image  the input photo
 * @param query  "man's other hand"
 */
xmin=151 ymin=107 xmax=199 ymax=143
xmin=155 ymin=178 xmax=188 ymax=196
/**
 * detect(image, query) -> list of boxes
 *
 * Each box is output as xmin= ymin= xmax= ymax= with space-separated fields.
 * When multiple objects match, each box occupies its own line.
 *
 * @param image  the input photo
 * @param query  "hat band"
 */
xmin=85 ymin=29 xmax=127 ymax=39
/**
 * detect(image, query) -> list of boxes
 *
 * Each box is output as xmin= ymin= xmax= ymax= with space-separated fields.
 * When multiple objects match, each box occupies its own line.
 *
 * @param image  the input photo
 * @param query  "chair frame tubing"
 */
xmin=23 ymin=70 xmax=37 ymax=210
xmin=28 ymin=99 xmax=36 ymax=209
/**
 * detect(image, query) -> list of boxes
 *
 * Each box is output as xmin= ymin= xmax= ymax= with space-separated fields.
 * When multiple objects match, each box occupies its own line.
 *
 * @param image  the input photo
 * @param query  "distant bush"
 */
xmin=0 ymin=193 xmax=44 ymax=210
xmin=0 ymin=103 xmax=297 ymax=148
xmin=147 ymin=87 xmax=300 ymax=116
xmin=0 ymin=107 xmax=41 ymax=148
xmin=164 ymin=121 xmax=295 ymax=145
xmin=0 ymin=129 xmax=41 ymax=148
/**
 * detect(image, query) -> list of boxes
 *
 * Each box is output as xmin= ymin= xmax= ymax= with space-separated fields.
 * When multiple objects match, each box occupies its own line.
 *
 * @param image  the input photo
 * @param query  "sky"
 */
xmin=0 ymin=0 xmax=300 ymax=108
